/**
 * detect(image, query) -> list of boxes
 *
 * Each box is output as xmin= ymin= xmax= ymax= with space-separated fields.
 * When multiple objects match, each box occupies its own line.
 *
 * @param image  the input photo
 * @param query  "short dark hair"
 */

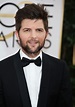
xmin=15 ymin=3 xmax=48 ymax=32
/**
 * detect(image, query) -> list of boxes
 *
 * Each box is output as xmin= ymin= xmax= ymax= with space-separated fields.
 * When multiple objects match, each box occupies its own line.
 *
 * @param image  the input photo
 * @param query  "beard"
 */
xmin=19 ymin=39 xmax=45 ymax=55
xmin=23 ymin=44 xmax=42 ymax=54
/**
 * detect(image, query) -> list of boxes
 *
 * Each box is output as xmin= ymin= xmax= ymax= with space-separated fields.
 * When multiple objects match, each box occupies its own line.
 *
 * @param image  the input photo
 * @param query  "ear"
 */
xmin=15 ymin=31 xmax=19 ymax=41
xmin=45 ymin=31 xmax=48 ymax=38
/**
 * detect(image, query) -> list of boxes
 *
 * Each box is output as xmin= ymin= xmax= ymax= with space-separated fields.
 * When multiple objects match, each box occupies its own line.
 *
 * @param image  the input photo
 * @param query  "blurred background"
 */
xmin=61 ymin=0 xmax=75 ymax=106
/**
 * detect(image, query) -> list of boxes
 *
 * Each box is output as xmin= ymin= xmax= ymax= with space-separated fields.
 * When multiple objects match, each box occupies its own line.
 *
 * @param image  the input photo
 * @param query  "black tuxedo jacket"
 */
xmin=0 ymin=51 xmax=72 ymax=107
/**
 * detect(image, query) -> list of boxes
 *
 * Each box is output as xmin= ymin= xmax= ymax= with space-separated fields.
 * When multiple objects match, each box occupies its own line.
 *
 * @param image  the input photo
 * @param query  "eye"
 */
xmin=23 ymin=28 xmax=31 ymax=32
xmin=36 ymin=28 xmax=44 ymax=32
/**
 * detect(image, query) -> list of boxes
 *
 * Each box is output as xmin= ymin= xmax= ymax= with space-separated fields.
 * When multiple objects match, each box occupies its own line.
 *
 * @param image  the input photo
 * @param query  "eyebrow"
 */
xmin=22 ymin=28 xmax=30 ymax=30
xmin=22 ymin=27 xmax=44 ymax=30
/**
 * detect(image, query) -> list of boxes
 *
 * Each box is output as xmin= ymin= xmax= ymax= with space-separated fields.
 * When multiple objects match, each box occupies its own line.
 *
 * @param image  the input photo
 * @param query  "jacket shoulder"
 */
xmin=42 ymin=52 xmax=67 ymax=67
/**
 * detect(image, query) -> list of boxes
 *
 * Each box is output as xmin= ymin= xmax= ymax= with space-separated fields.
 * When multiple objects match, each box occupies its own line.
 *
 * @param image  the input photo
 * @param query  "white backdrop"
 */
xmin=0 ymin=0 xmax=65 ymax=60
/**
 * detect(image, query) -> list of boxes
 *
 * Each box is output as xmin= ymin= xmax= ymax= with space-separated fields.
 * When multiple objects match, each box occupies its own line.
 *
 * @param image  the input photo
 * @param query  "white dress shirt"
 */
xmin=20 ymin=49 xmax=42 ymax=107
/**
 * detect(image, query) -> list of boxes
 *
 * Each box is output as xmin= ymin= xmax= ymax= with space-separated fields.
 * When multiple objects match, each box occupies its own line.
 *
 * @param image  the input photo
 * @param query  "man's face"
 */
xmin=16 ymin=19 xmax=48 ymax=57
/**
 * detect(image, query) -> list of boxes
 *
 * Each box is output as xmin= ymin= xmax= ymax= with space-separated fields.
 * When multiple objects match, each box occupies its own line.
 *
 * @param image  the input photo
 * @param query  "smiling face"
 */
xmin=16 ymin=19 xmax=48 ymax=58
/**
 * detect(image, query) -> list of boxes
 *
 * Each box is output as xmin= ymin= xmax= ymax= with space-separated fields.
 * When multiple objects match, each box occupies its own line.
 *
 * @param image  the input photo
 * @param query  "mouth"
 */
xmin=28 ymin=40 xmax=38 ymax=47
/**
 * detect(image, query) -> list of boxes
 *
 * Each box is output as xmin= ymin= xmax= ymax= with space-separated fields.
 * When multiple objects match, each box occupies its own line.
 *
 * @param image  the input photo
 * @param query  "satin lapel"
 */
xmin=13 ymin=52 xmax=31 ymax=107
xmin=37 ymin=53 xmax=52 ymax=107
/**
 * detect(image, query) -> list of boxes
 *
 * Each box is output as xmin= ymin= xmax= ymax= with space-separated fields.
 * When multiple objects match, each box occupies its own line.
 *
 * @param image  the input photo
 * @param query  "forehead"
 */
xmin=21 ymin=19 xmax=44 ymax=28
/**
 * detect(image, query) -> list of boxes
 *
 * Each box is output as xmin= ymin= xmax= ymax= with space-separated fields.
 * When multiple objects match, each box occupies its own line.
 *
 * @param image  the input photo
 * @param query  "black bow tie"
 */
xmin=21 ymin=56 xmax=41 ymax=67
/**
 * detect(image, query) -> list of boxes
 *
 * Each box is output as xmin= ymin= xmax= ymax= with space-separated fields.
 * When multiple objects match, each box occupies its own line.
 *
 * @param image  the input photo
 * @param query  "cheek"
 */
xmin=39 ymin=36 xmax=46 ymax=42
xmin=19 ymin=34 xmax=28 ymax=41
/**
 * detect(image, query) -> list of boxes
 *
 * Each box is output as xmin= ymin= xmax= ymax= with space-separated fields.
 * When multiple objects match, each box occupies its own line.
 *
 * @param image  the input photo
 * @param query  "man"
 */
xmin=0 ymin=3 xmax=72 ymax=107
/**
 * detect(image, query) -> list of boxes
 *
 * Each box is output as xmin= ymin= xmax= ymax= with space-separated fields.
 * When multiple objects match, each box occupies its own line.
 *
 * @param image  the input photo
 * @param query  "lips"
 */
xmin=28 ymin=40 xmax=38 ymax=46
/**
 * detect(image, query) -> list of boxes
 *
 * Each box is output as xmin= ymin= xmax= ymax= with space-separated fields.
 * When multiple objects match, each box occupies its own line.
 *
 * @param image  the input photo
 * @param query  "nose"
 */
xmin=31 ymin=30 xmax=37 ymax=38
